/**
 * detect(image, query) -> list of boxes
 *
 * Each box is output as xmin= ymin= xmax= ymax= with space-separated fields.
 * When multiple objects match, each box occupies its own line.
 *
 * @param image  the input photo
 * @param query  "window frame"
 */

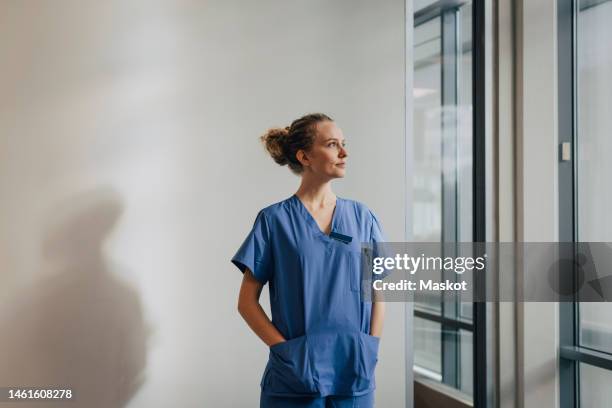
xmin=412 ymin=1 xmax=489 ymax=406
xmin=557 ymin=0 xmax=612 ymax=407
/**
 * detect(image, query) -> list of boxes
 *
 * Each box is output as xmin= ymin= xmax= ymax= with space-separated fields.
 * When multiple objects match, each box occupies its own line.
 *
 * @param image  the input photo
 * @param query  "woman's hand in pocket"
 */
xmin=269 ymin=339 xmax=287 ymax=348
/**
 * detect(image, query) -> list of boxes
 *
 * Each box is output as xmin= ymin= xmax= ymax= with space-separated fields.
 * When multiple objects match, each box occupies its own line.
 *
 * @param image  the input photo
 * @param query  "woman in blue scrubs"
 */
xmin=232 ymin=113 xmax=386 ymax=407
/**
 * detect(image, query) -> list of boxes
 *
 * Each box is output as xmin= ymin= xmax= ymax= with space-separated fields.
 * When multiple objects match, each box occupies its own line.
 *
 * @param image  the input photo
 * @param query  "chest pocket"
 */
xmin=346 ymin=249 xmax=363 ymax=293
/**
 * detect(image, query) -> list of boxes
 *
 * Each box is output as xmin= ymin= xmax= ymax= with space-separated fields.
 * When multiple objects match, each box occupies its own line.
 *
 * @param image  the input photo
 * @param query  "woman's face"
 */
xmin=299 ymin=121 xmax=348 ymax=179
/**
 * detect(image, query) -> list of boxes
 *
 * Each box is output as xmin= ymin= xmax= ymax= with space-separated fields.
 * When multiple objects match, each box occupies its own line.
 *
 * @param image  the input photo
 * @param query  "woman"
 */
xmin=231 ymin=113 xmax=386 ymax=408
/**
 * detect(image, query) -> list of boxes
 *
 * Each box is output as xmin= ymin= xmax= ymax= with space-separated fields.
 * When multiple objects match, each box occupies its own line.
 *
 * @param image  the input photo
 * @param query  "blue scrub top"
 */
xmin=231 ymin=194 xmax=387 ymax=398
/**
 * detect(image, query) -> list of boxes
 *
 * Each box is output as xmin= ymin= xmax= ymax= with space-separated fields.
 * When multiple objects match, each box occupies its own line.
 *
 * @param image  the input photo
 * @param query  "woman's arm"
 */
xmin=237 ymin=268 xmax=286 ymax=347
xmin=369 ymin=290 xmax=385 ymax=337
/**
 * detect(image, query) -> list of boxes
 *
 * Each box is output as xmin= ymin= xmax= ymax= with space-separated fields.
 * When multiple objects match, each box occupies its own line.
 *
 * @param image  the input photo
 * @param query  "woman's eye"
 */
xmin=328 ymin=142 xmax=337 ymax=147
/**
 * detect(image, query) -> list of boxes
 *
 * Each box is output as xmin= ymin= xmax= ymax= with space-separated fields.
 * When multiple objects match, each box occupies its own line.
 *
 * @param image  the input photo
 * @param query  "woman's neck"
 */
xmin=295 ymin=179 xmax=335 ymax=208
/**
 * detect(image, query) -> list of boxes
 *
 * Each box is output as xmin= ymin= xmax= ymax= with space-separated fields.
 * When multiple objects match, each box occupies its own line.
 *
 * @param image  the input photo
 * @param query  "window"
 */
xmin=558 ymin=0 xmax=612 ymax=406
xmin=412 ymin=0 xmax=483 ymax=401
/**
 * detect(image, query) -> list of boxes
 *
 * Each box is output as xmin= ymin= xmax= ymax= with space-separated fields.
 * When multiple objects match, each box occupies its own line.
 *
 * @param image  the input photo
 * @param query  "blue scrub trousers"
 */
xmin=260 ymin=391 xmax=374 ymax=408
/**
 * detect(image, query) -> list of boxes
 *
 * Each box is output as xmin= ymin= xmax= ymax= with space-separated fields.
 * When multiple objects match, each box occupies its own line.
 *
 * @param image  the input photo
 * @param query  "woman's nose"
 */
xmin=339 ymin=146 xmax=348 ymax=158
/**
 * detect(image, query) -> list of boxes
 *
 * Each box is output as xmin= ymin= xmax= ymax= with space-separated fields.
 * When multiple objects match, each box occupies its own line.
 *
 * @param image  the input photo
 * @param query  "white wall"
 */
xmin=0 ymin=0 xmax=406 ymax=407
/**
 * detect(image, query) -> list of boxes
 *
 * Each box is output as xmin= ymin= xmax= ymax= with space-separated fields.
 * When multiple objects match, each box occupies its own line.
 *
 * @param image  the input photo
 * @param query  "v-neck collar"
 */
xmin=292 ymin=194 xmax=342 ymax=239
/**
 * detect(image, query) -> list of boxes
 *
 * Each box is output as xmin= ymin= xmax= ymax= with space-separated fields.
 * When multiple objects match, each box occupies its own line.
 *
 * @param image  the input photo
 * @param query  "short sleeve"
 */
xmin=231 ymin=210 xmax=273 ymax=285
xmin=369 ymin=210 xmax=393 ymax=280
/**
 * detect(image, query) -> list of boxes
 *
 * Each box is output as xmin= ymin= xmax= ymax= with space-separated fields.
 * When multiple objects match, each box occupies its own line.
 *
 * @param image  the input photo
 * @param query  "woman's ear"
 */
xmin=296 ymin=150 xmax=310 ymax=168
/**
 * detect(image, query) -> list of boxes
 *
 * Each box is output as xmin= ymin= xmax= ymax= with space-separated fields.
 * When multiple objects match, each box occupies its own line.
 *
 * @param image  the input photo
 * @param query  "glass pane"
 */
xmin=459 ymin=0 xmax=474 ymax=318
xmin=413 ymin=17 xmax=442 ymax=244
xmin=413 ymin=17 xmax=443 ymax=313
xmin=580 ymin=363 xmax=612 ymax=408
xmin=580 ymin=303 xmax=612 ymax=355
xmin=460 ymin=301 xmax=473 ymax=322
xmin=576 ymin=0 xmax=612 ymax=355
xmin=576 ymin=0 xmax=612 ymax=241
xmin=459 ymin=329 xmax=473 ymax=396
xmin=457 ymin=1 xmax=473 ymax=244
xmin=414 ymin=318 xmax=474 ymax=397
xmin=414 ymin=317 xmax=442 ymax=377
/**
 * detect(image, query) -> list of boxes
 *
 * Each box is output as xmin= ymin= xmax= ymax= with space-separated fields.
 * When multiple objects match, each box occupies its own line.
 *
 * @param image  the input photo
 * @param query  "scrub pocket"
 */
xmin=265 ymin=335 xmax=318 ymax=396
xmin=359 ymin=332 xmax=380 ymax=381
xmin=307 ymin=331 xmax=380 ymax=396
xmin=347 ymin=251 xmax=362 ymax=293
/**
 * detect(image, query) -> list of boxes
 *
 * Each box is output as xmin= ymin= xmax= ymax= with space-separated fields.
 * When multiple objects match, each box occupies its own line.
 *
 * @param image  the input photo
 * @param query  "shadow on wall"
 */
xmin=0 ymin=188 xmax=149 ymax=408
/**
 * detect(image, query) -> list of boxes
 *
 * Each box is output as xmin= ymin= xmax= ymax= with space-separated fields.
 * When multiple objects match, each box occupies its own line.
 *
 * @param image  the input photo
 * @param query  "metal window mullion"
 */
xmin=405 ymin=0 xmax=415 ymax=406
xmin=472 ymin=0 xmax=488 ymax=406
xmin=560 ymin=346 xmax=612 ymax=372
xmin=559 ymin=303 xmax=578 ymax=407
xmin=415 ymin=309 xmax=475 ymax=331
xmin=558 ymin=0 xmax=578 ymax=406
